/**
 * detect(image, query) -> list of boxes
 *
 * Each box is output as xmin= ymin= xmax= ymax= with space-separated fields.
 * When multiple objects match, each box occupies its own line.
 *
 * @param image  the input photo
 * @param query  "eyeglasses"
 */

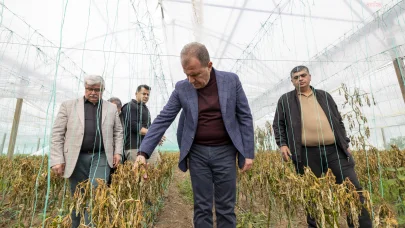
xmin=85 ymin=88 xmax=103 ymax=93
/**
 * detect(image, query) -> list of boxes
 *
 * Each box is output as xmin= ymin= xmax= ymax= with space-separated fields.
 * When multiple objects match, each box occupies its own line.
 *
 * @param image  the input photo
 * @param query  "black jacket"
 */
xmin=121 ymin=99 xmax=151 ymax=150
xmin=273 ymin=87 xmax=350 ymax=162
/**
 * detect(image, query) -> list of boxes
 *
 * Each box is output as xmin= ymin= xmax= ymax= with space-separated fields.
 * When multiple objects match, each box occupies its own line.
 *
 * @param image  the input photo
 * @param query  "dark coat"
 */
xmin=273 ymin=87 xmax=350 ymax=162
xmin=139 ymin=68 xmax=254 ymax=172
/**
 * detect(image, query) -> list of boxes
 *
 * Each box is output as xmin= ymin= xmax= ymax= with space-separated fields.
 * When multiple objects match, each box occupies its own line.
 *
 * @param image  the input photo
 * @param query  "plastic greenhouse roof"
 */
xmin=1 ymin=0 xmax=405 ymax=152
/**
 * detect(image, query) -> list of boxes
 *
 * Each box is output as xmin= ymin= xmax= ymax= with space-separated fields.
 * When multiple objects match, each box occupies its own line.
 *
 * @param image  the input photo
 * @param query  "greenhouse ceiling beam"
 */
xmin=0 ymin=118 xmax=46 ymax=125
xmin=228 ymin=0 xmax=294 ymax=78
xmin=216 ymin=0 xmax=248 ymax=69
xmin=170 ymin=22 xmax=279 ymax=82
xmin=216 ymin=0 xmax=287 ymax=79
xmin=249 ymin=0 xmax=405 ymax=119
xmin=166 ymin=0 xmax=362 ymax=23
xmin=342 ymin=0 xmax=386 ymax=48
xmin=0 ymin=4 xmax=87 ymax=77
xmin=0 ymin=59 xmax=77 ymax=102
xmin=354 ymin=0 xmax=375 ymax=15
xmin=0 ymin=88 xmax=73 ymax=104
xmin=89 ymin=1 xmax=131 ymax=65
xmin=342 ymin=0 xmax=368 ymax=24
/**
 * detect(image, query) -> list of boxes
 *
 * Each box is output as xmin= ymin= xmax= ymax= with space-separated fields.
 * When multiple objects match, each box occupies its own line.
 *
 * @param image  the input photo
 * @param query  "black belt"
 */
xmin=80 ymin=150 xmax=105 ymax=154
xmin=302 ymin=144 xmax=335 ymax=149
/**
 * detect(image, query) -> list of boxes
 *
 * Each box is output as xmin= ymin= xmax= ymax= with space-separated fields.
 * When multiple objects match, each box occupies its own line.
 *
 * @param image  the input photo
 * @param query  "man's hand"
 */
xmin=158 ymin=136 xmax=166 ymax=146
xmin=347 ymin=148 xmax=352 ymax=155
xmin=133 ymin=155 xmax=148 ymax=179
xmin=241 ymin=158 xmax=253 ymax=172
xmin=51 ymin=164 xmax=65 ymax=177
xmin=280 ymin=146 xmax=291 ymax=162
xmin=140 ymin=127 xmax=148 ymax=136
xmin=113 ymin=154 xmax=122 ymax=168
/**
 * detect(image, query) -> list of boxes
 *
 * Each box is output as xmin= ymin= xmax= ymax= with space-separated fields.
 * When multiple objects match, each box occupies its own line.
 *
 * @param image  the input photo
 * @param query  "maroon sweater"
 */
xmin=194 ymin=70 xmax=231 ymax=146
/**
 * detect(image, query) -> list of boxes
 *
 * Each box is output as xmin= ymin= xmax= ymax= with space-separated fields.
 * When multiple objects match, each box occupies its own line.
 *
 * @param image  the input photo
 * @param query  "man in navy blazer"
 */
xmin=135 ymin=42 xmax=254 ymax=228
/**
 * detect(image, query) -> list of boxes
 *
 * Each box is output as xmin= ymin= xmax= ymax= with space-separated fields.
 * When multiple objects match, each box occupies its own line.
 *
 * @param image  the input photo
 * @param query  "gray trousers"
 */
xmin=189 ymin=143 xmax=237 ymax=228
xmin=69 ymin=152 xmax=110 ymax=228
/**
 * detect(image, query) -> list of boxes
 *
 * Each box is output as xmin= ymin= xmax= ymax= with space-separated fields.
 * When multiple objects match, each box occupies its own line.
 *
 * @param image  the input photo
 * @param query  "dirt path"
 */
xmin=153 ymin=169 xmax=313 ymax=228
xmin=154 ymin=169 xmax=194 ymax=228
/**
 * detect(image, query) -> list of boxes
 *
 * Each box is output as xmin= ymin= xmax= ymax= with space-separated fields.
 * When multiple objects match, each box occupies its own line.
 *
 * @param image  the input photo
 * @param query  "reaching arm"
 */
xmin=138 ymin=88 xmax=182 ymax=157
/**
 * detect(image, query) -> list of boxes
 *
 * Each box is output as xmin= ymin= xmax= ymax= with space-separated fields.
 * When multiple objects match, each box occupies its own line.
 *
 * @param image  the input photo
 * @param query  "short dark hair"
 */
xmin=137 ymin=84 xmax=151 ymax=92
xmin=180 ymin=42 xmax=210 ymax=66
xmin=290 ymin=65 xmax=310 ymax=77
xmin=108 ymin=97 xmax=122 ymax=108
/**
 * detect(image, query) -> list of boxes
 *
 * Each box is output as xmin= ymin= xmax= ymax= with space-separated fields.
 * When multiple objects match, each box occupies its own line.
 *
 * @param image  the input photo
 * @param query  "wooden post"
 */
xmin=0 ymin=133 xmax=6 ymax=155
xmin=7 ymin=98 xmax=23 ymax=159
xmin=393 ymin=57 xmax=405 ymax=104
xmin=381 ymin=128 xmax=387 ymax=149
xmin=36 ymin=138 xmax=41 ymax=151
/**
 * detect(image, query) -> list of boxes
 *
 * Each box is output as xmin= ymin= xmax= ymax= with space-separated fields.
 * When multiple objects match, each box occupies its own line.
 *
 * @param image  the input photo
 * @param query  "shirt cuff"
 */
xmin=137 ymin=151 xmax=149 ymax=159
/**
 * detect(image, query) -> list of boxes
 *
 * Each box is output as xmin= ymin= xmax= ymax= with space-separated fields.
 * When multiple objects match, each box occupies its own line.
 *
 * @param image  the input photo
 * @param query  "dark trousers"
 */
xmin=69 ymin=152 xmax=110 ymax=228
xmin=189 ymin=144 xmax=237 ymax=228
xmin=294 ymin=145 xmax=372 ymax=228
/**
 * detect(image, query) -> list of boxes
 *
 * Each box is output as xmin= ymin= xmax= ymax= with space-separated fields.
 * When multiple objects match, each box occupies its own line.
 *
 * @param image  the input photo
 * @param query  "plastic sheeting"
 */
xmin=0 ymin=0 xmax=404 ymax=152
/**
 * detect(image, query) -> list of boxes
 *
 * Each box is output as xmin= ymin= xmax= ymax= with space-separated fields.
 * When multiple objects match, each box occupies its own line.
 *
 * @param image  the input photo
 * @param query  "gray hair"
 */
xmin=108 ymin=97 xmax=122 ymax=108
xmin=180 ymin=42 xmax=210 ymax=66
xmin=290 ymin=66 xmax=310 ymax=77
xmin=84 ymin=75 xmax=105 ymax=88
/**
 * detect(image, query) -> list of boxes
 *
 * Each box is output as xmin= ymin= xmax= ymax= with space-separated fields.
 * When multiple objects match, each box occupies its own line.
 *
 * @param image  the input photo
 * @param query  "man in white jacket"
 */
xmin=50 ymin=75 xmax=123 ymax=227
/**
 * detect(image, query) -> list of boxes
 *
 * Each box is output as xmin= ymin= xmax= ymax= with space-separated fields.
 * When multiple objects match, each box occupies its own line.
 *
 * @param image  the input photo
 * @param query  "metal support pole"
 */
xmin=393 ymin=57 xmax=405 ymax=104
xmin=7 ymin=98 xmax=23 ymax=159
xmin=381 ymin=128 xmax=387 ymax=149
xmin=0 ymin=133 xmax=6 ymax=155
xmin=36 ymin=138 xmax=41 ymax=151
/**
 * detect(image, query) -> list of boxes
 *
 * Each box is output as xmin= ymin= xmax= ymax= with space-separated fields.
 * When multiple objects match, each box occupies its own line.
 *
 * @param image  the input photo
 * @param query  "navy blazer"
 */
xmin=139 ymin=68 xmax=254 ymax=172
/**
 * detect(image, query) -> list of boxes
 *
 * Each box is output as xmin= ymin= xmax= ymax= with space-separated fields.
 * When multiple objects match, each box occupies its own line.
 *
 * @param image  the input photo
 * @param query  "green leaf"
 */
xmin=397 ymin=167 xmax=405 ymax=171
xmin=386 ymin=167 xmax=397 ymax=172
xmin=385 ymin=179 xmax=397 ymax=186
xmin=398 ymin=175 xmax=405 ymax=181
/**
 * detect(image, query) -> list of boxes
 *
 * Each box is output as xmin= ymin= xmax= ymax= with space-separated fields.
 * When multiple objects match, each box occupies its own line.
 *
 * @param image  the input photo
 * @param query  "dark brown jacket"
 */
xmin=273 ymin=87 xmax=350 ymax=162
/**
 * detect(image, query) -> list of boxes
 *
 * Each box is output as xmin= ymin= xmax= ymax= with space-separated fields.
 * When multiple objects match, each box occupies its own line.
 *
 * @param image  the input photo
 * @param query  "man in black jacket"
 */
xmin=273 ymin=65 xmax=372 ymax=227
xmin=121 ymin=85 xmax=163 ymax=166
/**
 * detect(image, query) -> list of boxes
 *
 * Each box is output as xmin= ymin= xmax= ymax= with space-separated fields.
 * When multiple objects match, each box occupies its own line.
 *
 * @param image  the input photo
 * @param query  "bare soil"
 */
xmin=154 ymin=169 xmax=194 ymax=228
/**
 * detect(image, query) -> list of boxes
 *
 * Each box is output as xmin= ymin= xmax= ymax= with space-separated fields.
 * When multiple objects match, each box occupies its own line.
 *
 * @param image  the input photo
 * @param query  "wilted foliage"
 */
xmin=0 ymin=155 xmax=68 ymax=227
xmin=0 ymin=153 xmax=177 ymax=227
xmin=1 ymin=149 xmax=403 ymax=227
xmin=237 ymin=151 xmax=399 ymax=227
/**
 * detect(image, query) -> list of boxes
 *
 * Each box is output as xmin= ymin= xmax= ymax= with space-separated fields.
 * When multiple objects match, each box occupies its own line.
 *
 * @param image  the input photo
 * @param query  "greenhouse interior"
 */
xmin=1 ymin=0 xmax=405 ymax=227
